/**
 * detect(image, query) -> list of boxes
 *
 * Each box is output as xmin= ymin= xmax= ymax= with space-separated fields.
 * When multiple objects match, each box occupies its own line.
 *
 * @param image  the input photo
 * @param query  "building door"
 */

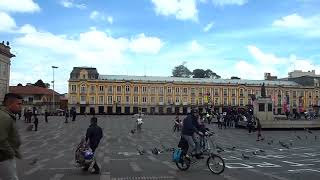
xmin=159 ymin=107 xmax=164 ymax=114
xmin=80 ymin=106 xmax=86 ymax=114
xmin=183 ymin=107 xmax=188 ymax=114
xmin=90 ymin=107 xmax=95 ymax=115
xmin=175 ymin=107 xmax=180 ymax=114
xmin=133 ymin=107 xmax=139 ymax=114
xmin=150 ymin=107 xmax=155 ymax=114
xmin=116 ymin=107 xmax=121 ymax=114
xmin=98 ymin=106 xmax=104 ymax=114
xmin=107 ymin=106 xmax=113 ymax=114
xmin=167 ymin=107 xmax=172 ymax=114
xmin=142 ymin=108 xmax=147 ymax=114
xmin=125 ymin=107 xmax=130 ymax=114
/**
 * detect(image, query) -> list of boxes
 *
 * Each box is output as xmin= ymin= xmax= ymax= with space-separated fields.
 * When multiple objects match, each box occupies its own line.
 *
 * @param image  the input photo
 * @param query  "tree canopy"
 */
xmin=33 ymin=79 xmax=50 ymax=88
xmin=172 ymin=63 xmax=220 ymax=79
xmin=172 ymin=64 xmax=192 ymax=78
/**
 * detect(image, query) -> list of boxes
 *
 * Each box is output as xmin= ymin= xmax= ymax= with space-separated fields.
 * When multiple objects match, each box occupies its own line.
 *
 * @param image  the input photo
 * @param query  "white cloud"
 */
xmin=60 ymin=0 xmax=86 ymax=9
xmin=90 ymin=11 xmax=114 ymax=24
xmin=211 ymin=0 xmax=248 ymax=6
xmin=107 ymin=16 xmax=114 ymax=24
xmin=0 ymin=0 xmax=40 ymax=13
xmin=18 ymin=24 xmax=37 ymax=34
xmin=189 ymin=40 xmax=203 ymax=52
xmin=272 ymin=13 xmax=320 ymax=37
xmin=151 ymin=0 xmax=198 ymax=21
xmin=248 ymin=45 xmax=288 ymax=65
xmin=129 ymin=33 xmax=163 ymax=54
xmin=0 ymin=12 xmax=17 ymax=32
xmin=203 ymin=22 xmax=214 ymax=32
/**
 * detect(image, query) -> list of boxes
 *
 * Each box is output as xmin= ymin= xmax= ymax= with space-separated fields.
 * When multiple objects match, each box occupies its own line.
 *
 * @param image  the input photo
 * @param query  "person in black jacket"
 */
xmin=181 ymin=109 xmax=203 ymax=159
xmin=85 ymin=116 xmax=103 ymax=174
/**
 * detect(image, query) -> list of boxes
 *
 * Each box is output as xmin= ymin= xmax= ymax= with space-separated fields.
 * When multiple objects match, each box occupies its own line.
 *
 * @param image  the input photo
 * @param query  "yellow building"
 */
xmin=68 ymin=67 xmax=320 ymax=115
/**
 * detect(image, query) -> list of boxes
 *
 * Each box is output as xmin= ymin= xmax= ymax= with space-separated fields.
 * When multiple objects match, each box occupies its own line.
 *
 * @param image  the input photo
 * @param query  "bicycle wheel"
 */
xmin=207 ymin=153 xmax=225 ymax=174
xmin=176 ymin=155 xmax=191 ymax=171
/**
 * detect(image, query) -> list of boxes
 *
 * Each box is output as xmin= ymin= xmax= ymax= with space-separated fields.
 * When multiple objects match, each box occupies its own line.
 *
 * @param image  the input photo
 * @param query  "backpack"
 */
xmin=172 ymin=148 xmax=182 ymax=162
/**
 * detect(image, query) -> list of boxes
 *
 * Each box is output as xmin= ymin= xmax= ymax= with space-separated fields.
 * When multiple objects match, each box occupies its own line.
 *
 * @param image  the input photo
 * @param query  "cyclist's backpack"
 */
xmin=172 ymin=148 xmax=182 ymax=162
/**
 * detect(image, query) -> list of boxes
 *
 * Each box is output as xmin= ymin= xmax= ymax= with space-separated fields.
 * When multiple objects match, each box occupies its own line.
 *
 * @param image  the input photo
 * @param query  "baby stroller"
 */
xmin=75 ymin=138 xmax=96 ymax=172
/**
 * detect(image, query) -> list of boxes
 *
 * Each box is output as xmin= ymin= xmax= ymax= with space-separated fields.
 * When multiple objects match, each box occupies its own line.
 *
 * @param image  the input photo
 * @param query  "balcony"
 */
xmin=183 ymin=102 xmax=188 ymax=106
xmin=158 ymin=102 xmax=164 ymax=105
xmin=80 ymin=91 xmax=87 ymax=94
xmin=80 ymin=101 xmax=86 ymax=104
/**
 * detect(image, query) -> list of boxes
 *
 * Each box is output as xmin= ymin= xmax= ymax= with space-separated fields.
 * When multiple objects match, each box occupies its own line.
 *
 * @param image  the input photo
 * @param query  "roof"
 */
xmin=9 ymin=86 xmax=60 ymax=96
xmin=98 ymin=75 xmax=300 ymax=87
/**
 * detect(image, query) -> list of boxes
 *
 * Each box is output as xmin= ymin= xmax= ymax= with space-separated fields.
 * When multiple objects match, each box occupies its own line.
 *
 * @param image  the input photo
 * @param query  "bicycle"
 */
xmin=175 ymin=131 xmax=225 ymax=174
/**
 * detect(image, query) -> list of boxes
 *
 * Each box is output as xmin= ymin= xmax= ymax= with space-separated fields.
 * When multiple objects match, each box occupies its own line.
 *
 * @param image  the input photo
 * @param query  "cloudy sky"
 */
xmin=1 ymin=0 xmax=320 ymax=93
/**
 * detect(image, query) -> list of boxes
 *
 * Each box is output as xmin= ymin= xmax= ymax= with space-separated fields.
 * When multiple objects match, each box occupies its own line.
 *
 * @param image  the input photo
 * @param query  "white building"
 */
xmin=288 ymin=70 xmax=318 ymax=78
xmin=0 ymin=41 xmax=15 ymax=104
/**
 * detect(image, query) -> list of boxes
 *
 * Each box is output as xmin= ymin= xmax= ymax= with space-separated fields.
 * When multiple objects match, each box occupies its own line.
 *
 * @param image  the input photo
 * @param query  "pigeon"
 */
xmin=260 ymin=137 xmax=265 ymax=141
xmin=305 ymin=136 xmax=308 ymax=140
xmin=259 ymin=149 xmax=265 ymax=153
xmin=315 ymin=136 xmax=317 ymax=141
xmin=137 ymin=148 xmax=145 ymax=155
xmin=267 ymin=142 xmax=272 ymax=145
xmin=296 ymin=135 xmax=301 ymax=140
xmin=242 ymin=153 xmax=250 ymax=160
xmin=279 ymin=141 xmax=289 ymax=149
xmin=226 ymin=147 xmax=236 ymax=151
xmin=130 ymin=129 xmax=135 ymax=134
xmin=290 ymin=142 xmax=293 ymax=147
xmin=270 ymin=140 xmax=274 ymax=144
xmin=307 ymin=130 xmax=313 ymax=134
xmin=252 ymin=151 xmax=258 ymax=155
xmin=29 ymin=158 xmax=38 ymax=165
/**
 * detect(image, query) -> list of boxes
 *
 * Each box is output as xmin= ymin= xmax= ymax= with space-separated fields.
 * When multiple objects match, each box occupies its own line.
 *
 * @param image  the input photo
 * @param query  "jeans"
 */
xmin=182 ymin=134 xmax=200 ymax=155
xmin=0 ymin=159 xmax=19 ymax=180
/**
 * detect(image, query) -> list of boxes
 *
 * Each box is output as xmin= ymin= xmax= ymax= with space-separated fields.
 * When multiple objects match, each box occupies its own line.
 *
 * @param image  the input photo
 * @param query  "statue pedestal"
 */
xmin=253 ymin=97 xmax=274 ymax=122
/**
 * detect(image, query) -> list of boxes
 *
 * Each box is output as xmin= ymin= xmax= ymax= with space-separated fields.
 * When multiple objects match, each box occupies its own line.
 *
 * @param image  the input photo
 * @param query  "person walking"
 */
xmin=85 ymin=117 xmax=103 ymax=174
xmin=0 ymin=93 xmax=23 ymax=180
xmin=33 ymin=115 xmax=39 ymax=131
xmin=44 ymin=110 xmax=48 ymax=123
xmin=65 ymin=109 xmax=69 ymax=123
xmin=256 ymin=119 xmax=263 ymax=141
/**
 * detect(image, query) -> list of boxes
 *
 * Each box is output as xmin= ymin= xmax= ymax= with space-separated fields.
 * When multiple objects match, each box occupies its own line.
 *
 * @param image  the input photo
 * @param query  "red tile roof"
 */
xmin=9 ymin=86 xmax=60 ymax=96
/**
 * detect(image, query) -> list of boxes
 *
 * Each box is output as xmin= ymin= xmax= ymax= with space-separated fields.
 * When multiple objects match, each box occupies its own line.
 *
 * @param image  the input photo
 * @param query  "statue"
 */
xmin=261 ymin=83 xmax=266 ymax=98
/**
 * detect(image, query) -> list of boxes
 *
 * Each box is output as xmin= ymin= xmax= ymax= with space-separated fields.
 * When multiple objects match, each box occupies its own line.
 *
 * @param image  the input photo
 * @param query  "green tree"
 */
xmin=231 ymin=76 xmax=240 ymax=79
xmin=33 ymin=79 xmax=49 ymax=88
xmin=192 ymin=69 xmax=206 ymax=78
xmin=172 ymin=64 xmax=192 ymax=77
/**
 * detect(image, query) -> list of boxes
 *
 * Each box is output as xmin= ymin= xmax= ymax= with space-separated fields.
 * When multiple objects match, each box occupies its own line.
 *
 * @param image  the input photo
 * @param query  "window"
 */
xmin=108 ymin=86 xmax=113 ymax=93
xmin=28 ymin=97 xmax=33 ymax=103
xmin=142 ymin=96 xmax=147 ymax=103
xmin=231 ymin=89 xmax=236 ymax=96
xmin=214 ymin=88 xmax=219 ymax=96
xmin=191 ymin=97 xmax=195 ymax=104
xmin=80 ymin=96 xmax=86 ymax=102
xmin=71 ymin=85 xmax=77 ymax=92
xmin=142 ymin=86 xmax=147 ymax=93
xmin=159 ymin=96 xmax=164 ymax=102
xmin=99 ymin=96 xmax=104 ymax=104
xmin=293 ymin=91 xmax=297 ymax=98
xmin=232 ymin=98 xmax=236 ymax=105
xmin=268 ymin=103 xmax=272 ymax=112
xmin=183 ymin=97 xmax=187 ymax=103
xmin=167 ymin=97 xmax=172 ymax=104
xmin=167 ymin=87 xmax=172 ymax=93
xmin=159 ymin=87 xmax=164 ymax=94
xmin=248 ymin=98 xmax=252 ymax=105
xmin=240 ymin=99 xmax=244 ymax=106
xmin=125 ymin=96 xmax=130 ymax=103
xmin=71 ymin=96 xmax=77 ymax=104
xmin=134 ymin=86 xmax=139 ymax=93
xmin=175 ymin=87 xmax=180 ymax=94
xmin=90 ymin=85 xmax=95 ymax=93
xmin=191 ymin=88 xmax=195 ymax=95
xmin=198 ymin=98 xmax=203 ymax=105
xmin=183 ymin=87 xmax=188 ymax=94
xmin=223 ymin=98 xmax=227 ymax=105
xmin=81 ymin=85 xmax=86 ymax=93
xmin=151 ymin=97 xmax=156 ymax=104
xmin=198 ymin=88 xmax=203 ymax=95
xmin=240 ymin=89 xmax=244 ymax=97
xmin=309 ymin=92 xmax=312 ymax=98
xmin=99 ymin=85 xmax=104 ymax=92
xmin=175 ymin=96 xmax=180 ymax=103
xmin=151 ymin=87 xmax=156 ymax=94
xmin=116 ymin=96 xmax=121 ymax=103
xmin=223 ymin=89 xmax=228 ymax=96
xmin=293 ymin=100 xmax=297 ymax=107
xmin=133 ymin=96 xmax=139 ymax=103
xmin=90 ymin=97 xmax=95 ymax=104
xmin=107 ymin=96 xmax=113 ymax=104
xmin=259 ymin=103 xmax=265 ymax=112
xmin=125 ymin=85 xmax=130 ymax=93
xmin=117 ymin=86 xmax=122 ymax=93
xmin=214 ymin=98 xmax=219 ymax=105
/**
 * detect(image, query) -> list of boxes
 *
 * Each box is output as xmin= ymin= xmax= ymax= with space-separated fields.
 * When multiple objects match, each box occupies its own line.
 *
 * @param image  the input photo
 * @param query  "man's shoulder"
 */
xmin=0 ymin=107 xmax=12 ymax=120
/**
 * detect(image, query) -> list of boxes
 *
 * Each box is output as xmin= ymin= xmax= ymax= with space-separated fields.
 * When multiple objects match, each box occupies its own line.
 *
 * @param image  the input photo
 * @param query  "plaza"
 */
xmin=15 ymin=115 xmax=320 ymax=180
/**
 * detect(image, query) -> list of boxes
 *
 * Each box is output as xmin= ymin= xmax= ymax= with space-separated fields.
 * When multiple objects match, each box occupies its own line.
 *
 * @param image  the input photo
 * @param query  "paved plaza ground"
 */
xmin=15 ymin=115 xmax=320 ymax=180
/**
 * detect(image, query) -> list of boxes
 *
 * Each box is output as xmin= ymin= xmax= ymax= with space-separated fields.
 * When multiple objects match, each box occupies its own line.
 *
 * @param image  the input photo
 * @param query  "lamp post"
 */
xmin=52 ymin=66 xmax=58 ymax=113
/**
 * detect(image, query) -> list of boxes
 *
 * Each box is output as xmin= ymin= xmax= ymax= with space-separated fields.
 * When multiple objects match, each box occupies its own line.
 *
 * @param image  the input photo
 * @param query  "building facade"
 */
xmin=10 ymin=85 xmax=61 ymax=114
xmin=68 ymin=67 xmax=320 ymax=115
xmin=0 ymin=41 xmax=15 ymax=104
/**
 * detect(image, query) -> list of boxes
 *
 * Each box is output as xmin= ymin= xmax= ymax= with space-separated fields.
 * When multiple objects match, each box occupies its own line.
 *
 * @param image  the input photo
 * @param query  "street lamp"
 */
xmin=52 ymin=66 xmax=58 ymax=113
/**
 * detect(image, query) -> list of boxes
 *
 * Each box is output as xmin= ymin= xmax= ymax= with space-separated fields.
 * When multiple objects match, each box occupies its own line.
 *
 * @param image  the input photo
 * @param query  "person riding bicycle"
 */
xmin=136 ymin=114 xmax=143 ymax=132
xmin=181 ymin=108 xmax=204 ymax=159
